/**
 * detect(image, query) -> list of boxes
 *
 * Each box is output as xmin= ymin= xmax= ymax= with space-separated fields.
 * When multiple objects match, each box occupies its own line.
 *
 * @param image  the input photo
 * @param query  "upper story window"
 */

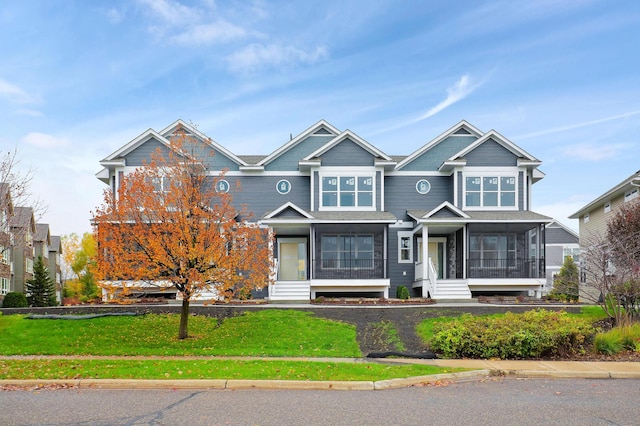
xmin=604 ymin=202 xmax=611 ymax=213
xmin=320 ymin=173 xmax=374 ymax=210
xmin=151 ymin=176 xmax=172 ymax=193
xmin=625 ymin=187 xmax=638 ymax=203
xmin=464 ymin=175 xmax=516 ymax=209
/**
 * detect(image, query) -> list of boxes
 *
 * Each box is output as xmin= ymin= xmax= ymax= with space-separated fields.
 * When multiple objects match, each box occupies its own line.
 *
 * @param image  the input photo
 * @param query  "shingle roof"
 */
xmin=408 ymin=209 xmax=552 ymax=222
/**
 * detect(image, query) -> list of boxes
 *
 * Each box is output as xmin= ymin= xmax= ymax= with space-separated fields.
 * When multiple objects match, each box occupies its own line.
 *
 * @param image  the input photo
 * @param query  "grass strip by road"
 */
xmin=0 ymin=310 xmax=361 ymax=357
xmin=0 ymin=359 xmax=462 ymax=381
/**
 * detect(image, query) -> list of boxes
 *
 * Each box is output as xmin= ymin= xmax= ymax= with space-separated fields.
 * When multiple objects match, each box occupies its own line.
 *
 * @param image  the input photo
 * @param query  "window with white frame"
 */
xmin=398 ymin=232 xmax=413 ymax=263
xmin=151 ymin=176 xmax=172 ymax=193
xmin=584 ymin=213 xmax=590 ymax=223
xmin=625 ymin=187 xmax=638 ymax=203
xmin=469 ymin=234 xmax=516 ymax=268
xmin=1 ymin=277 xmax=8 ymax=295
xmin=465 ymin=175 xmax=516 ymax=208
xmin=321 ymin=174 xmax=374 ymax=209
xmin=321 ymin=234 xmax=374 ymax=269
xmin=0 ymin=246 xmax=8 ymax=264
xmin=26 ymin=258 xmax=34 ymax=274
xmin=563 ymin=247 xmax=580 ymax=265
xmin=604 ymin=202 xmax=611 ymax=213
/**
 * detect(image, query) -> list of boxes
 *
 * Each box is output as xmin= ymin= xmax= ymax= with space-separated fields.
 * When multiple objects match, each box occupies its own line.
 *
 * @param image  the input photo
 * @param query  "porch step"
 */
xmin=432 ymin=280 xmax=472 ymax=300
xmin=268 ymin=281 xmax=311 ymax=302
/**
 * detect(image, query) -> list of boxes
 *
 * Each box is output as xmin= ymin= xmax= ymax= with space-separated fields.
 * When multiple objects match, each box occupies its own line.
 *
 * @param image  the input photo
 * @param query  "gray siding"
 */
xmin=519 ymin=171 xmax=525 ymax=210
xmin=385 ymin=175 xmax=453 ymax=219
xmin=387 ymin=228 xmax=416 ymax=295
xmin=126 ymin=138 xmax=171 ymax=166
xmin=265 ymin=135 xmax=335 ymax=171
xmin=546 ymin=226 xmax=578 ymax=245
xmin=319 ymin=139 xmax=375 ymax=167
xmin=465 ymin=139 xmax=518 ymax=167
xmin=224 ymin=175 xmax=310 ymax=218
xmin=399 ymin=136 xmax=477 ymax=171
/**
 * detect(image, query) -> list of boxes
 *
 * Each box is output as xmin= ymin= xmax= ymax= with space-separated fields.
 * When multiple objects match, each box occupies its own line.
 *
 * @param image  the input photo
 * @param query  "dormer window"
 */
xmin=320 ymin=172 xmax=374 ymax=210
xmin=464 ymin=173 xmax=517 ymax=209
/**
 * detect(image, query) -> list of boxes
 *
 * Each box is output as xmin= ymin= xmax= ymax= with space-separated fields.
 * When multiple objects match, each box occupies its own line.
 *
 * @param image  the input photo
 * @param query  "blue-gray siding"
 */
xmin=319 ymin=138 xmax=375 ymax=167
xmin=265 ymin=135 xmax=335 ymax=171
xmin=222 ymin=175 xmax=311 ymax=217
xmin=465 ymin=139 xmax=518 ymax=167
xmin=398 ymin=135 xmax=477 ymax=171
xmin=385 ymin=175 xmax=452 ymax=219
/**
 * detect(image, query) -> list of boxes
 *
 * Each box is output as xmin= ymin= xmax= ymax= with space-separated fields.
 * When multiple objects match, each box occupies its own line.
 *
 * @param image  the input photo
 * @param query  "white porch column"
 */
xmin=421 ymin=225 xmax=429 ymax=298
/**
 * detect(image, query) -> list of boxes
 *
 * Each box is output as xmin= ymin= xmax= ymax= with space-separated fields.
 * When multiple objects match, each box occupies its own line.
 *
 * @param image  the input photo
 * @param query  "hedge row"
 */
xmin=429 ymin=309 xmax=596 ymax=359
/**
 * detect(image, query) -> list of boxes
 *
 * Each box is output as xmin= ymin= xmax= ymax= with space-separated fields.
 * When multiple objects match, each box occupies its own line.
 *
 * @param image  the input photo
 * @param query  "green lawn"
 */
xmin=0 ymin=358 xmax=457 ymax=381
xmin=0 ymin=310 xmax=361 ymax=357
xmin=0 ymin=309 xmax=464 ymax=381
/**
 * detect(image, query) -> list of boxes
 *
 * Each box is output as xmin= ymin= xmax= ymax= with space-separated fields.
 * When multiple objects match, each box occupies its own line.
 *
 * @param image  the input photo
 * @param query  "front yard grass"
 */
xmin=0 ymin=310 xmax=361 ymax=357
xmin=0 ymin=309 xmax=464 ymax=381
xmin=0 ymin=358 xmax=458 ymax=381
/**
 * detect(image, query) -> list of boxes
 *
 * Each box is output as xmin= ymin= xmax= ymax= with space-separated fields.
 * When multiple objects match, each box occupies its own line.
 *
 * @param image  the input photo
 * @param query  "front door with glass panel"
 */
xmin=278 ymin=239 xmax=307 ymax=281
xmin=419 ymin=237 xmax=446 ymax=280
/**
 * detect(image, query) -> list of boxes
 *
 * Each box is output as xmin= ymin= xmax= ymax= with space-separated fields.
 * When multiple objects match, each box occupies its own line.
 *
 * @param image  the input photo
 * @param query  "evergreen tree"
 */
xmin=551 ymin=255 xmax=579 ymax=301
xmin=25 ymin=256 xmax=58 ymax=307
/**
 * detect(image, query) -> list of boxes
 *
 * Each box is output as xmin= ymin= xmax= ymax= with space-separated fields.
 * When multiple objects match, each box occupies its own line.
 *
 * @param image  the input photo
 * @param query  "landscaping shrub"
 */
xmin=396 ymin=285 xmax=410 ymax=300
xmin=429 ymin=309 xmax=596 ymax=359
xmin=2 ymin=292 xmax=28 ymax=308
xmin=594 ymin=324 xmax=640 ymax=355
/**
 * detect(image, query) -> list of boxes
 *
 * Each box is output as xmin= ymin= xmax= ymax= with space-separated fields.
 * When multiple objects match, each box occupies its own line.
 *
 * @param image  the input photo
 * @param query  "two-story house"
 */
xmin=0 ymin=183 xmax=13 ymax=299
xmin=10 ymin=206 xmax=36 ymax=294
xmin=48 ymin=235 xmax=63 ymax=303
xmin=569 ymin=170 xmax=640 ymax=299
xmin=97 ymin=119 xmax=551 ymax=301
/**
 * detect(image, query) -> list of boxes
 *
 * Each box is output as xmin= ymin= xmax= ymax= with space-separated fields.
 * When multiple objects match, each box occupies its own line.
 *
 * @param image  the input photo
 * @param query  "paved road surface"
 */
xmin=2 ymin=378 xmax=639 ymax=425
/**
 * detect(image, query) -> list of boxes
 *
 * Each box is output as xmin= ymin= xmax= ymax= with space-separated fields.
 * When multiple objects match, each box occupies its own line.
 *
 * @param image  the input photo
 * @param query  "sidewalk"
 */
xmin=1 ymin=357 xmax=640 ymax=391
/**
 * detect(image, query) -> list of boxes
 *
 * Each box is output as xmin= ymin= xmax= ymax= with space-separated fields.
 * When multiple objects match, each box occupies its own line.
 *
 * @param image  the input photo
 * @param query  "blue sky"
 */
xmin=1 ymin=0 xmax=639 ymax=236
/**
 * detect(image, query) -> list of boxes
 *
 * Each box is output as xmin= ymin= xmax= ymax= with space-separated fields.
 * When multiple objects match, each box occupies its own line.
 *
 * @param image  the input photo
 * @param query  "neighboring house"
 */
xmin=96 ymin=119 xmax=551 ymax=301
xmin=34 ymin=223 xmax=51 ymax=265
xmin=544 ymin=220 xmax=579 ymax=294
xmin=569 ymin=170 xmax=640 ymax=298
xmin=0 ymin=183 xmax=13 ymax=299
xmin=48 ymin=235 xmax=63 ymax=303
xmin=10 ymin=206 xmax=36 ymax=294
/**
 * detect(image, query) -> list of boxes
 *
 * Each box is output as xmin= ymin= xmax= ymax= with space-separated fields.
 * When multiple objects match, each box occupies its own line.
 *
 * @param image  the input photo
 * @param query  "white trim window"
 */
xmin=625 ymin=187 xmax=638 ymax=203
xmin=320 ymin=173 xmax=374 ymax=210
xmin=151 ymin=176 xmax=172 ymax=193
xmin=398 ymin=232 xmax=413 ymax=263
xmin=464 ymin=174 xmax=517 ymax=209
xmin=604 ymin=202 xmax=611 ymax=213
xmin=0 ymin=246 xmax=9 ymax=264
xmin=1 ymin=277 xmax=9 ymax=295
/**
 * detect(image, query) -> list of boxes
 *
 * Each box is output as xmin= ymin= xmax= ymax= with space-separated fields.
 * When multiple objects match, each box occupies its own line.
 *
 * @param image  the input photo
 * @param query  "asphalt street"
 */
xmin=2 ymin=378 xmax=639 ymax=426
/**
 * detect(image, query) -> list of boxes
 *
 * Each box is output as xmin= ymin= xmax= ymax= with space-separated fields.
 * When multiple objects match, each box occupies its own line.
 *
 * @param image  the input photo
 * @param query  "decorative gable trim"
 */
xmin=100 ymin=129 xmax=169 ymax=163
xmin=424 ymin=202 xmax=470 ymax=219
xmin=160 ymin=119 xmax=248 ymax=167
xmin=396 ymin=120 xmax=483 ymax=170
xmin=447 ymin=130 xmax=540 ymax=164
xmin=263 ymin=202 xmax=314 ymax=219
xmin=257 ymin=120 xmax=341 ymax=167
xmin=302 ymin=130 xmax=394 ymax=163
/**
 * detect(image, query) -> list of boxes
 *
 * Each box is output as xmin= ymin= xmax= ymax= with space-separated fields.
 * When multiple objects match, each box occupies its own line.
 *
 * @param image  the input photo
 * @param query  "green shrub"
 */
xmin=594 ymin=324 xmax=640 ymax=355
xmin=2 ymin=292 xmax=28 ymax=308
xmin=396 ymin=286 xmax=410 ymax=300
xmin=429 ymin=309 xmax=595 ymax=359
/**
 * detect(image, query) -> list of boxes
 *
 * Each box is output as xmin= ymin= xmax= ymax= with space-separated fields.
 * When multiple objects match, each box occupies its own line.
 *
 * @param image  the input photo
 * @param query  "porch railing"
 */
xmin=312 ymin=259 xmax=387 ymax=280
xmin=467 ymin=258 xmax=545 ymax=279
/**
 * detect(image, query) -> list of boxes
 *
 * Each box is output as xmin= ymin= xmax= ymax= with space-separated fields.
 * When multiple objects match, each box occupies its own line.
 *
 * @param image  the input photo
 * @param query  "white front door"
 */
xmin=278 ymin=239 xmax=307 ymax=281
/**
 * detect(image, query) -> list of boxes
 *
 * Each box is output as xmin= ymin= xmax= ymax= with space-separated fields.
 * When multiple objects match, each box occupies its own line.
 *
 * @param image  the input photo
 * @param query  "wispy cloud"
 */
xmin=171 ymin=20 xmax=248 ymax=45
xmin=227 ymin=44 xmax=329 ymax=73
xmin=0 ymin=78 xmax=37 ymax=104
xmin=561 ymin=142 xmax=629 ymax=161
xmin=372 ymin=74 xmax=483 ymax=135
xmin=22 ymin=132 xmax=69 ymax=149
xmin=417 ymin=74 xmax=482 ymax=120
xmin=517 ymin=110 xmax=640 ymax=139
xmin=137 ymin=0 xmax=253 ymax=45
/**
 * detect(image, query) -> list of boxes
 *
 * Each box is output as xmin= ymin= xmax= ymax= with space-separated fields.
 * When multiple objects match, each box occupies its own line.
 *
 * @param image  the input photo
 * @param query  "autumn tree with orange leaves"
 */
xmin=92 ymin=129 xmax=272 ymax=339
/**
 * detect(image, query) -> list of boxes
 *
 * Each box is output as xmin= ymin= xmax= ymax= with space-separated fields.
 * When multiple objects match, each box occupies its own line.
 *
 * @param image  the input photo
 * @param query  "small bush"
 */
xmin=594 ymin=324 xmax=640 ymax=355
xmin=396 ymin=286 xmax=410 ymax=300
xmin=429 ymin=309 xmax=596 ymax=359
xmin=2 ymin=292 xmax=28 ymax=308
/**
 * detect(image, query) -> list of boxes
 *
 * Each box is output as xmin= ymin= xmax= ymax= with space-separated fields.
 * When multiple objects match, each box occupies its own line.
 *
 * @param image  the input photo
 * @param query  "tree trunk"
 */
xmin=178 ymin=297 xmax=190 ymax=339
